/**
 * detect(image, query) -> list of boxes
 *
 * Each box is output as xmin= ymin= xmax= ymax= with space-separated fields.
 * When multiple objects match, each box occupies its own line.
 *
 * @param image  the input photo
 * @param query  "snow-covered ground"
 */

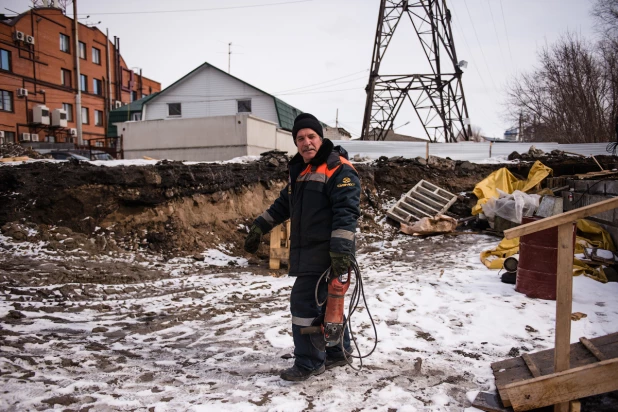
xmin=1 ymin=233 xmax=617 ymax=411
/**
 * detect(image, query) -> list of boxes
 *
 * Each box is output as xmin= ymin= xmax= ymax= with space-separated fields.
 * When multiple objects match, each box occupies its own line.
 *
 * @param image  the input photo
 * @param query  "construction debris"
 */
xmin=386 ymin=180 xmax=457 ymax=225
xmin=399 ymin=214 xmax=457 ymax=236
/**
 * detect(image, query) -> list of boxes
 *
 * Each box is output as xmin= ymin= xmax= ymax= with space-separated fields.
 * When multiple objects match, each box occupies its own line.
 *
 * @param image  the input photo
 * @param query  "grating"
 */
xmin=386 ymin=180 xmax=458 ymax=224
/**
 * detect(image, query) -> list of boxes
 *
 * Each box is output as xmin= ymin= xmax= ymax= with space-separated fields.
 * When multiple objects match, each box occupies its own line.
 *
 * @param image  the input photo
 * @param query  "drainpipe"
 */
xmin=72 ymin=0 xmax=83 ymax=146
xmin=106 ymin=29 xmax=112 ymax=111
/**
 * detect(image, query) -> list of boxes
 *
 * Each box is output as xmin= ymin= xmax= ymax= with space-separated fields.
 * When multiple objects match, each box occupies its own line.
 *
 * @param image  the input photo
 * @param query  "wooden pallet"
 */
xmin=269 ymin=221 xmax=290 ymax=270
xmin=386 ymin=180 xmax=457 ymax=224
xmin=491 ymin=332 xmax=618 ymax=411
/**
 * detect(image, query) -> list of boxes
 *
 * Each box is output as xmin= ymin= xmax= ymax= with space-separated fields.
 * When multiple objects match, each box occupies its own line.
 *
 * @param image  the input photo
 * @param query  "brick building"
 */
xmin=0 ymin=4 xmax=160 ymax=151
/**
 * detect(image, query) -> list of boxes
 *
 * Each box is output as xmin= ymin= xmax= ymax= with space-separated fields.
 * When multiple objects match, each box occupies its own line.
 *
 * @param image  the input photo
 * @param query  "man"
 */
xmin=244 ymin=113 xmax=361 ymax=381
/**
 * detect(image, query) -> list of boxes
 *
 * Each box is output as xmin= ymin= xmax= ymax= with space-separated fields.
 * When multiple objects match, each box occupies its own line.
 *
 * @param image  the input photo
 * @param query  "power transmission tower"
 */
xmin=361 ymin=0 xmax=471 ymax=142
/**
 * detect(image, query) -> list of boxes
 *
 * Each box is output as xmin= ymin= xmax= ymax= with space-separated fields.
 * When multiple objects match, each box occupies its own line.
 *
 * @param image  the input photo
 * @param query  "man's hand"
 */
xmin=244 ymin=225 xmax=263 ymax=254
xmin=330 ymin=252 xmax=350 ymax=276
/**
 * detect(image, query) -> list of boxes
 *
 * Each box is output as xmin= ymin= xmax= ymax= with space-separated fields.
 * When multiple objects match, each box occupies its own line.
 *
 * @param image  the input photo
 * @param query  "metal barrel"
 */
xmin=515 ymin=217 xmax=575 ymax=300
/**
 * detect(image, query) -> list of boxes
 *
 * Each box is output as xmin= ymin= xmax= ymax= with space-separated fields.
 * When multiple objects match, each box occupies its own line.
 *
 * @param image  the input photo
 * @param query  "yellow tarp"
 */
xmin=480 ymin=219 xmax=615 ymax=283
xmin=472 ymin=161 xmax=553 ymax=215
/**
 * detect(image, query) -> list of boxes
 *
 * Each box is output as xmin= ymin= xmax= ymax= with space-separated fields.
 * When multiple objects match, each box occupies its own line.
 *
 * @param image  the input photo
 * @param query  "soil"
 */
xmin=2 ymin=151 xmax=615 ymax=259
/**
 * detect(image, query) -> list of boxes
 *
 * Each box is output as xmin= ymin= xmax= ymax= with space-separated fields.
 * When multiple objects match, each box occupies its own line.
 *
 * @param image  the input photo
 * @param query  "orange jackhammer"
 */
xmin=300 ymin=268 xmax=351 ymax=351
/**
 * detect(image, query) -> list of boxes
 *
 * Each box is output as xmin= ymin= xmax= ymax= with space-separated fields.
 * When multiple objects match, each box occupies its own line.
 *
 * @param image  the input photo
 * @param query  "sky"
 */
xmin=4 ymin=0 xmax=598 ymax=140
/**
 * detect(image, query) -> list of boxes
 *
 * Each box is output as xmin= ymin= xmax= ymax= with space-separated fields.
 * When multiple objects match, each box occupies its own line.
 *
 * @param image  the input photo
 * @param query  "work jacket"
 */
xmin=254 ymin=139 xmax=361 ymax=276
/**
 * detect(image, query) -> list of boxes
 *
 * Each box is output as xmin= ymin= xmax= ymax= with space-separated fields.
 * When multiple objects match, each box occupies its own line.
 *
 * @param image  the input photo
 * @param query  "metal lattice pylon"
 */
xmin=361 ymin=0 xmax=471 ymax=142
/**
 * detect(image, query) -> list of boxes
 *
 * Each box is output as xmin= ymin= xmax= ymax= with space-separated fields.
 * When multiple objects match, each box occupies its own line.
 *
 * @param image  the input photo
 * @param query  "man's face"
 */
xmin=295 ymin=128 xmax=322 ymax=163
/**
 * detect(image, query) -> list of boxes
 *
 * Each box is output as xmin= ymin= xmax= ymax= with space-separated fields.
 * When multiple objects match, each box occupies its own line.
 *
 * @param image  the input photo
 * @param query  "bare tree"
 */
xmin=592 ymin=0 xmax=618 ymax=38
xmin=506 ymin=33 xmax=614 ymax=143
xmin=456 ymin=125 xmax=483 ymax=142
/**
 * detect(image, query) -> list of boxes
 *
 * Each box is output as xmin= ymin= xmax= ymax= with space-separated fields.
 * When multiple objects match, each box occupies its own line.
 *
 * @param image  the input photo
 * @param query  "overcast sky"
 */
xmin=6 ymin=0 xmax=598 ymax=140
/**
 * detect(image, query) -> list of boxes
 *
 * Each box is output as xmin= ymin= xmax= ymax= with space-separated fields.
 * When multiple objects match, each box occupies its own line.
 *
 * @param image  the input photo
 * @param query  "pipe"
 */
xmin=72 ymin=0 xmax=83 ymax=146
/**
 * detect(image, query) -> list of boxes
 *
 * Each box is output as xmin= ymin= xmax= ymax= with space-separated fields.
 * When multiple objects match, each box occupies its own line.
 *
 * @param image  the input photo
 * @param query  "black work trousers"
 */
xmin=290 ymin=275 xmax=351 ymax=371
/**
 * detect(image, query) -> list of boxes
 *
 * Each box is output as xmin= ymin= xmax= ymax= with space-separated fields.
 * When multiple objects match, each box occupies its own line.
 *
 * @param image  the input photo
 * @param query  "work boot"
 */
xmin=325 ymin=354 xmax=353 ymax=370
xmin=280 ymin=364 xmax=325 ymax=381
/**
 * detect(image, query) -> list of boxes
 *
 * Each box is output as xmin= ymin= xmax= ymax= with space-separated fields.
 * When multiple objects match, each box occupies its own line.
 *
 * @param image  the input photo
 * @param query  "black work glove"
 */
xmin=330 ymin=252 xmax=351 ymax=277
xmin=244 ymin=224 xmax=263 ymax=254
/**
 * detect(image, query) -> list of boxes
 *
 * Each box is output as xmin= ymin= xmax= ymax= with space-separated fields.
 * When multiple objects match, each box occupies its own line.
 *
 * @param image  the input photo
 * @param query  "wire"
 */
xmin=313 ymin=256 xmax=378 ymax=372
xmin=462 ymin=0 xmax=498 ymax=91
xmin=77 ymin=0 xmax=313 ymax=16
xmin=487 ymin=0 xmax=508 ymax=73
xmin=273 ymin=69 xmax=369 ymax=94
xmin=499 ymin=0 xmax=515 ymax=69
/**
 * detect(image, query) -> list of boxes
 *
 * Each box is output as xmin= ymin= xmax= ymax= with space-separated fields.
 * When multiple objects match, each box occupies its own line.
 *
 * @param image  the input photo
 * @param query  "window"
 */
xmin=94 ymin=110 xmax=103 ymax=126
xmin=0 ymin=90 xmax=13 ymax=112
xmin=61 ymin=68 xmax=72 ymax=88
xmin=82 ymin=107 xmax=89 ymax=124
xmin=79 ymin=41 xmax=86 ymax=60
xmin=237 ymin=99 xmax=252 ymax=113
xmin=0 ymin=49 xmax=10 ymax=71
xmin=92 ymin=47 xmax=101 ymax=64
xmin=168 ymin=103 xmax=181 ymax=117
xmin=93 ymin=78 xmax=102 ymax=95
xmin=62 ymin=103 xmax=73 ymax=121
xmin=80 ymin=74 xmax=87 ymax=92
xmin=131 ymin=91 xmax=137 ymax=102
xmin=3 ymin=131 xmax=15 ymax=144
xmin=60 ymin=33 xmax=70 ymax=53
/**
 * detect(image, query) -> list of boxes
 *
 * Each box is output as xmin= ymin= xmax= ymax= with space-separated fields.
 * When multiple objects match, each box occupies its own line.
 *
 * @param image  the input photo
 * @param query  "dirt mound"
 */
xmin=0 ymin=143 xmax=44 ymax=159
xmin=1 ymin=153 xmax=616 ymax=257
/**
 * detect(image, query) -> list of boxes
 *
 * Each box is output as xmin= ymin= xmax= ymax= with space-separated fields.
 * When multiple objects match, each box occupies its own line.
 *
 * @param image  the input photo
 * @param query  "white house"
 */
xmin=115 ymin=62 xmax=347 ymax=161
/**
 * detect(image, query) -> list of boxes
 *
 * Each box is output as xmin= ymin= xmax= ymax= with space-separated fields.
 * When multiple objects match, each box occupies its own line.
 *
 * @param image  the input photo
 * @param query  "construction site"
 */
xmin=2 ymin=0 xmax=618 ymax=411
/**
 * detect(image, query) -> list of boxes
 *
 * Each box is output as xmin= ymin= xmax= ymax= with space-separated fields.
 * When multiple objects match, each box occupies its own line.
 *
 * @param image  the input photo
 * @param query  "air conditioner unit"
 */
xmin=0 ymin=131 xmax=5 ymax=139
xmin=14 ymin=31 xmax=25 ymax=42
xmin=17 ymin=88 xmax=28 ymax=97
xmin=33 ymin=105 xmax=50 ymax=125
xmin=114 ymin=101 xmax=123 ymax=108
xmin=30 ymin=133 xmax=39 ymax=142
xmin=20 ymin=133 xmax=31 ymax=142
xmin=69 ymin=128 xmax=77 ymax=136
xmin=51 ymin=108 xmax=68 ymax=127
xmin=25 ymin=35 xmax=35 ymax=45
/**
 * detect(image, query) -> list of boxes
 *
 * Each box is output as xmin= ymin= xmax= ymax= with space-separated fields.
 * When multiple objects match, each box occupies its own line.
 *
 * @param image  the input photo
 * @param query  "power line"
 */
xmin=487 ymin=0 xmax=508 ymax=73
xmin=77 ymin=0 xmax=312 ymax=16
xmin=273 ymin=69 xmax=369 ymax=94
xmin=499 ymin=0 xmax=515 ymax=70
xmin=451 ymin=20 xmax=489 ymax=95
xmin=463 ymin=0 xmax=498 ymax=91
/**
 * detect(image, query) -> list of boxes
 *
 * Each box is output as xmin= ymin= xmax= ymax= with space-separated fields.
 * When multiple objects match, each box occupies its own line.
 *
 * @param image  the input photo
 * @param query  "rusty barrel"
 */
xmin=516 ymin=216 xmax=575 ymax=300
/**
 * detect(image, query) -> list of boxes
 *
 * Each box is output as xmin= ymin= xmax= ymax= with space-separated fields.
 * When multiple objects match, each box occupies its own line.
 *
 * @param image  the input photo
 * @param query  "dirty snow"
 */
xmin=1 ymin=232 xmax=618 ymax=411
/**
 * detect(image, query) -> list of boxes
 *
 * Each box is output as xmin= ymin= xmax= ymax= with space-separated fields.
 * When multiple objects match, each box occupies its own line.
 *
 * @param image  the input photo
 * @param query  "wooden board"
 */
xmin=0 ymin=156 xmax=29 ymax=162
xmin=472 ymin=392 xmax=553 ymax=412
xmin=504 ymin=197 xmax=618 ymax=240
xmin=503 ymin=358 xmax=618 ymax=411
xmin=492 ymin=332 xmax=618 ymax=407
xmin=269 ymin=221 xmax=290 ymax=270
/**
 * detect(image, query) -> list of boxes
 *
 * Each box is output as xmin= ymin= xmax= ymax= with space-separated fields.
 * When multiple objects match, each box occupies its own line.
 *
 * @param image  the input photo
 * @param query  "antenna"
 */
xmin=361 ymin=0 xmax=472 ymax=142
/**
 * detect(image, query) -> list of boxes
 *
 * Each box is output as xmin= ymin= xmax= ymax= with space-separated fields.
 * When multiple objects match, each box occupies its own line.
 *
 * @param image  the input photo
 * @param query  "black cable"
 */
xmin=315 ymin=256 xmax=378 ymax=372
xmin=606 ymin=141 xmax=618 ymax=156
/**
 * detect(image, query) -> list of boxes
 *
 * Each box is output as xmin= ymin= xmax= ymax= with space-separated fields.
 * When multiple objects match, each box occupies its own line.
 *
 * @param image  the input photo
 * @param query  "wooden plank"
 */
xmin=503 ymin=358 xmax=618 ymax=411
xmin=493 ymin=332 xmax=618 ymax=389
xmin=504 ymin=197 xmax=618 ymax=239
xmin=0 ymin=156 xmax=29 ymax=162
xmin=472 ymin=392 xmax=514 ymax=412
xmin=270 ymin=248 xmax=289 ymax=260
xmin=555 ymin=223 xmax=574 ymax=373
xmin=554 ymin=223 xmax=575 ymax=412
xmin=522 ymin=353 xmax=541 ymax=378
xmin=269 ymin=224 xmax=282 ymax=270
xmin=569 ymin=400 xmax=581 ymax=412
xmin=579 ymin=337 xmax=606 ymax=361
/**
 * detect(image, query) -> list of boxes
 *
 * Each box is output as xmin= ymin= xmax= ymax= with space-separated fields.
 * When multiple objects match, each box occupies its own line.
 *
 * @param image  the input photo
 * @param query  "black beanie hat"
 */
xmin=292 ymin=113 xmax=323 ymax=144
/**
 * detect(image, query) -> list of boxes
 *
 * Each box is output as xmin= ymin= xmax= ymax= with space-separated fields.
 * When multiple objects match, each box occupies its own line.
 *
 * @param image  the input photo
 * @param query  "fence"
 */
xmin=333 ymin=141 xmax=612 ymax=162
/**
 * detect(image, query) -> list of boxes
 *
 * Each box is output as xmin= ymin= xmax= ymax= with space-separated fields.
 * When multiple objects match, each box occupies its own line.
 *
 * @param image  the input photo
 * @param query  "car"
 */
xmin=48 ymin=151 xmax=90 ymax=161
xmin=90 ymin=152 xmax=114 ymax=161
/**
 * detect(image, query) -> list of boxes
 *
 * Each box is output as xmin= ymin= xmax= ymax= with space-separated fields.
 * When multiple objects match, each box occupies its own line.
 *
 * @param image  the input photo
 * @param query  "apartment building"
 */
xmin=0 ymin=4 xmax=160 ymax=149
